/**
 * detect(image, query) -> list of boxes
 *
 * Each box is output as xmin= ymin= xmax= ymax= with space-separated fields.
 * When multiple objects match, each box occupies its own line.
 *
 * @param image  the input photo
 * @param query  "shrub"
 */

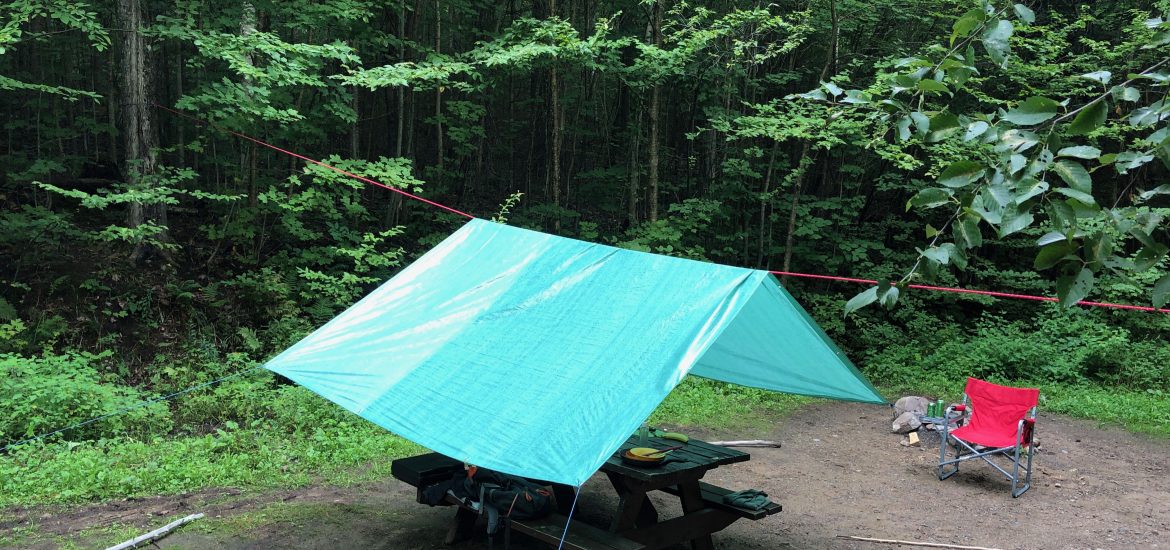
xmin=0 ymin=352 xmax=171 ymax=446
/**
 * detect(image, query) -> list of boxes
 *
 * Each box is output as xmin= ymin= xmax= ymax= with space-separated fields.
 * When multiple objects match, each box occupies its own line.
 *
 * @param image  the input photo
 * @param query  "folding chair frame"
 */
xmin=937 ymin=394 xmax=1037 ymax=498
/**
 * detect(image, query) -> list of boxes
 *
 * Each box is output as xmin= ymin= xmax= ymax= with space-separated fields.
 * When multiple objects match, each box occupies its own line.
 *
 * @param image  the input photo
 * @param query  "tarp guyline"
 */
xmin=265 ymin=218 xmax=884 ymax=486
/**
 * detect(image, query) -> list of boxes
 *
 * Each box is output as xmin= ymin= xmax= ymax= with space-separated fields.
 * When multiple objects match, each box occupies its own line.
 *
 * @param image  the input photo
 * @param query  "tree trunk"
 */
xmin=781 ymin=142 xmax=811 ymax=285
xmin=647 ymin=0 xmax=663 ymax=222
xmin=396 ymin=0 xmax=406 ymax=157
xmin=627 ymin=102 xmax=643 ymax=227
xmin=434 ymin=0 xmax=444 ymax=182
xmin=117 ymin=0 xmax=168 ymax=264
xmin=757 ymin=141 xmax=779 ymax=267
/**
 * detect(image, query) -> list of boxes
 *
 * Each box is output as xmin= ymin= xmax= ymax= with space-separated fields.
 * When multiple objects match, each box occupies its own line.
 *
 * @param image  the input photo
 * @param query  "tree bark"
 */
xmin=549 ymin=3 xmax=562 ymax=229
xmin=647 ymin=0 xmax=663 ymax=222
xmin=396 ymin=0 xmax=406 ymax=157
xmin=781 ymin=142 xmax=811 ymax=285
xmin=434 ymin=0 xmax=444 ymax=182
xmin=117 ymin=0 xmax=168 ymax=264
xmin=627 ymin=102 xmax=643 ymax=227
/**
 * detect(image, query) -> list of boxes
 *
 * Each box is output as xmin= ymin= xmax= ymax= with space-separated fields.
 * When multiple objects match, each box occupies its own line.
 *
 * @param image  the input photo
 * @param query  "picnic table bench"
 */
xmin=390 ymin=434 xmax=780 ymax=550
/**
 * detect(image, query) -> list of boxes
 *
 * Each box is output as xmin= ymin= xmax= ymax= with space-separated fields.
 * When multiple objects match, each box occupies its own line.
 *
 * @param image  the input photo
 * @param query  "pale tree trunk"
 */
xmin=118 ymin=0 xmax=168 ymax=264
xmin=396 ymin=0 xmax=406 ymax=158
xmin=240 ymin=2 xmax=259 ymax=207
xmin=647 ymin=0 xmax=663 ymax=222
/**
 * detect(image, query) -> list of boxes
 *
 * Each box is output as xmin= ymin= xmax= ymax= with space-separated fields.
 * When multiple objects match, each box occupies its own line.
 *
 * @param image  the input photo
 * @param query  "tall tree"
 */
xmin=116 ymin=0 xmax=168 ymax=264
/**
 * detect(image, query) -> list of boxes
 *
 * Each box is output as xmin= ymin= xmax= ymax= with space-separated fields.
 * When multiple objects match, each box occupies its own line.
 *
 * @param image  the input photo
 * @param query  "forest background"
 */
xmin=1 ymin=0 xmax=1169 ymax=509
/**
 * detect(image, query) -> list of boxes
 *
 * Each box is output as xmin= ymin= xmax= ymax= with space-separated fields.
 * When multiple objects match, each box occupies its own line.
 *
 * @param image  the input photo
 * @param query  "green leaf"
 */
xmin=1112 ymin=86 xmax=1141 ymax=102
xmin=896 ymin=116 xmax=912 ymax=141
xmin=1138 ymin=184 xmax=1170 ymax=201
xmin=1037 ymin=231 xmax=1067 ymax=247
xmin=1057 ymin=267 xmax=1095 ymax=307
xmin=981 ymin=20 xmax=1014 ymax=67
xmin=1051 ymin=160 xmax=1092 ymax=193
xmin=1013 ymin=3 xmax=1035 ymax=24
xmin=1035 ymin=241 xmax=1077 ymax=269
xmin=999 ymin=129 xmax=1040 ymax=152
xmin=1067 ymin=101 xmax=1107 ymax=135
xmin=927 ymin=113 xmax=962 ymax=142
xmin=921 ymin=246 xmax=951 ymax=265
xmin=1008 ymin=154 xmax=1027 ymax=174
xmin=998 ymin=205 xmax=1033 ymax=237
xmin=879 ymin=285 xmax=900 ymax=309
xmin=964 ymin=121 xmax=990 ymax=141
xmin=1080 ymin=71 xmax=1111 ymax=85
xmin=844 ymin=287 xmax=879 ymax=316
xmin=1146 ymin=30 xmax=1170 ymax=48
xmin=951 ymin=9 xmax=986 ymax=44
xmin=1053 ymin=187 xmax=1096 ymax=205
xmin=1135 ymin=244 xmax=1169 ymax=270
xmin=1048 ymin=201 xmax=1077 ymax=233
xmin=1115 ymin=151 xmax=1155 ymax=174
xmin=917 ymin=79 xmax=950 ymax=94
xmin=910 ymin=111 xmax=930 ymax=134
xmin=1056 ymin=146 xmax=1101 ymax=160
xmin=1153 ymin=274 xmax=1170 ymax=309
xmin=938 ymin=160 xmax=985 ymax=188
xmin=1015 ymin=178 xmax=1049 ymax=203
xmin=953 ymin=213 xmax=983 ymax=248
xmin=1003 ymin=96 xmax=1060 ymax=125
xmin=1082 ymin=233 xmax=1113 ymax=270
xmin=908 ymin=188 xmax=954 ymax=209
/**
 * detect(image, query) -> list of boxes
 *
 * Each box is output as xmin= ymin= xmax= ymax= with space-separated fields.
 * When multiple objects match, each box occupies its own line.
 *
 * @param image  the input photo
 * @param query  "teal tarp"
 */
xmin=265 ymin=218 xmax=884 ymax=486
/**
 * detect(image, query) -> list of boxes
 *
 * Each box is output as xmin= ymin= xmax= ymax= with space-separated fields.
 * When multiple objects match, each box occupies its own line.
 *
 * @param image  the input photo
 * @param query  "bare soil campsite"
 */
xmin=4 ymin=401 xmax=1166 ymax=550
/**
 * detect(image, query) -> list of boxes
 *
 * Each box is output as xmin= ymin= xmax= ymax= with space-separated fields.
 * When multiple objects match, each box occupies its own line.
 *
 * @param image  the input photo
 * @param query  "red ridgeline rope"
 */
xmin=153 ymin=104 xmax=1167 ymax=315
xmin=770 ymin=271 xmax=1170 ymax=314
xmin=153 ymin=103 xmax=475 ymax=220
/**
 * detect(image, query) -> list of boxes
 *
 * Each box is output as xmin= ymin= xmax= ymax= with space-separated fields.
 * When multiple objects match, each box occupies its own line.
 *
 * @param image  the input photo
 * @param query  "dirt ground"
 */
xmin=3 ymin=401 xmax=1168 ymax=549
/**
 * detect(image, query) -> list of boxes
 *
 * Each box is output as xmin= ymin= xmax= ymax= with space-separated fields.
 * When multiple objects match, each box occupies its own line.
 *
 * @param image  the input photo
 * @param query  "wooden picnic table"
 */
xmin=390 ymin=435 xmax=780 ymax=550
xmin=601 ymin=433 xmax=781 ymax=550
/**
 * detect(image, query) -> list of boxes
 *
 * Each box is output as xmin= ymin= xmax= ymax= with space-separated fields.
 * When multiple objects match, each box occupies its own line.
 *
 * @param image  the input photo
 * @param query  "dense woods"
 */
xmin=1 ymin=0 xmax=1168 ymax=507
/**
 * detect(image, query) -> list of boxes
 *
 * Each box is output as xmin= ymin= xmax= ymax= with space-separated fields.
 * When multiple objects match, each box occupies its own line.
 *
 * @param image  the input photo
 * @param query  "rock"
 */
xmin=894 ymin=396 xmax=930 ymax=418
xmin=892 ymin=411 xmax=921 ymax=434
xmin=907 ymin=431 xmax=920 ymax=446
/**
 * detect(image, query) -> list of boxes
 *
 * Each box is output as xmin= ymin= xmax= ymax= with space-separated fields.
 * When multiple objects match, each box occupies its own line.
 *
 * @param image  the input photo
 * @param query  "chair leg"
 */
xmin=1012 ymin=446 xmax=1035 ymax=498
xmin=938 ymin=433 xmax=959 ymax=480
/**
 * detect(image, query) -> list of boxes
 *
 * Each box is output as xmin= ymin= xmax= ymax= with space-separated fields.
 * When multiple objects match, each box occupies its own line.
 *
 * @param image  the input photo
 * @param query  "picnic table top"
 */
xmin=601 ymin=433 xmax=750 ymax=482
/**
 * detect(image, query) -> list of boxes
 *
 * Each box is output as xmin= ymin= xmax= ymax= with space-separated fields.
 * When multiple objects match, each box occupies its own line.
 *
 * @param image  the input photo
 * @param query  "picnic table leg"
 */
xmin=606 ymin=473 xmax=659 ymax=532
xmin=550 ymin=483 xmax=578 ymax=515
xmin=444 ymin=506 xmax=478 ymax=545
xmin=677 ymin=480 xmax=715 ymax=550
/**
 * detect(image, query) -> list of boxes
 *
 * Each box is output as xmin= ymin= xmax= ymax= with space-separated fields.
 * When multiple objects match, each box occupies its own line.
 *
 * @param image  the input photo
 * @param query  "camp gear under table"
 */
xmin=600 ymin=434 xmax=781 ymax=550
xmin=390 ymin=436 xmax=779 ymax=550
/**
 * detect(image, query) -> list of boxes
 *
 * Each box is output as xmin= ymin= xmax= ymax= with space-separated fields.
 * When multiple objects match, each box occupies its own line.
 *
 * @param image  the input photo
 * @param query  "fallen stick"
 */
xmin=836 ymin=535 xmax=1002 ymax=550
xmin=706 ymin=440 xmax=782 ymax=448
xmin=105 ymin=513 xmax=205 ymax=550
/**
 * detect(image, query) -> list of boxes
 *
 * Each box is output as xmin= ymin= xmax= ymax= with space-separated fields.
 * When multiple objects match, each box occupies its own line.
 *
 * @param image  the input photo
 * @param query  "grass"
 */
xmin=2 ymin=370 xmax=1167 ymax=547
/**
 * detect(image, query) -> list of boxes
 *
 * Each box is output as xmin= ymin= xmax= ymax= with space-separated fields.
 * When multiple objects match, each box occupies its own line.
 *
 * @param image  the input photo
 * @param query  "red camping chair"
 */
xmin=938 ymin=377 xmax=1039 ymax=497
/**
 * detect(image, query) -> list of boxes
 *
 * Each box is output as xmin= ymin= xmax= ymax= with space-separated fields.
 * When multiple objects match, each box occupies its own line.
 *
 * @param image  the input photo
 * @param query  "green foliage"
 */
xmin=0 ymin=352 xmax=172 ymax=446
xmin=650 ymin=377 xmax=811 ymax=430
